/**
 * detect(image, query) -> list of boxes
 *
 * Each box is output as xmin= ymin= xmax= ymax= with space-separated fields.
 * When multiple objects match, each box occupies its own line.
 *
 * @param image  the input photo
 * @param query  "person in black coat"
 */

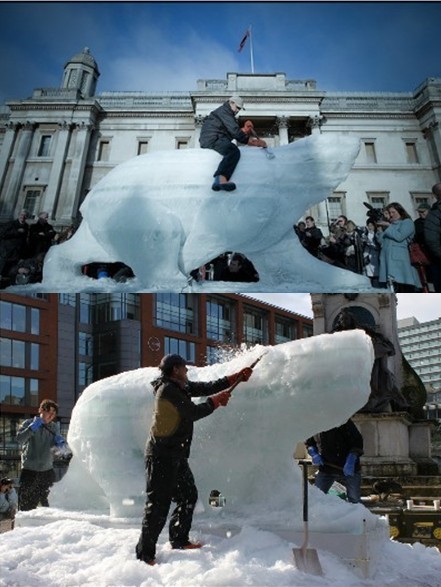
xmin=0 ymin=211 xmax=29 ymax=278
xmin=424 ymin=183 xmax=441 ymax=292
xmin=199 ymin=96 xmax=266 ymax=192
xmin=28 ymin=212 xmax=56 ymax=256
xmin=135 ymin=354 xmax=253 ymax=565
xmin=305 ymin=418 xmax=364 ymax=503
xmin=219 ymin=253 xmax=259 ymax=282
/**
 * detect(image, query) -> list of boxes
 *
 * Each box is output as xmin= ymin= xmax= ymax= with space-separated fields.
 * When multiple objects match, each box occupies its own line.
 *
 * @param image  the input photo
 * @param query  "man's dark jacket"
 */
xmin=199 ymin=102 xmax=249 ymax=149
xmin=146 ymin=375 xmax=230 ymax=458
xmin=306 ymin=419 xmax=363 ymax=474
xmin=0 ymin=220 xmax=29 ymax=260
xmin=424 ymin=200 xmax=441 ymax=261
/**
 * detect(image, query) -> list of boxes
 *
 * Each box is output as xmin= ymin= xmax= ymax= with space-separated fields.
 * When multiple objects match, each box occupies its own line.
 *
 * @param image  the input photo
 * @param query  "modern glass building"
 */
xmin=397 ymin=316 xmax=441 ymax=421
xmin=0 ymin=292 xmax=312 ymax=477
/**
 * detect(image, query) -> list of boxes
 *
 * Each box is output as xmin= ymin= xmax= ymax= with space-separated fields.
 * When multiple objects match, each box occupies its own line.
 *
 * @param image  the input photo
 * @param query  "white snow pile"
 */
xmin=33 ymin=133 xmax=375 ymax=293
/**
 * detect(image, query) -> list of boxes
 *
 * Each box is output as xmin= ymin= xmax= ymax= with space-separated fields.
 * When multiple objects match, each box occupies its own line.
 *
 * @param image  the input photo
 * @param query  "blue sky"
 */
xmin=1 ymin=2 xmax=441 ymax=104
xmin=251 ymin=293 xmax=441 ymax=322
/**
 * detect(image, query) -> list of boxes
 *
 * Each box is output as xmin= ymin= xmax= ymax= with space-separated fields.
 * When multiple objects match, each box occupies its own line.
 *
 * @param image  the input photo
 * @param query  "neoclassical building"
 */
xmin=0 ymin=47 xmax=440 ymax=233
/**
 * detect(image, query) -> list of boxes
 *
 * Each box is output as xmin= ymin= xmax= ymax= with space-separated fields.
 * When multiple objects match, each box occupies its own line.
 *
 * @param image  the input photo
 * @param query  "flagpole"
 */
xmin=249 ymin=24 xmax=255 ymax=74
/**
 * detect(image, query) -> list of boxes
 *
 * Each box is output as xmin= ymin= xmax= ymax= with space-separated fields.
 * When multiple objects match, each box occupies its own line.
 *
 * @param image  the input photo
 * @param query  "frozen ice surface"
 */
xmin=51 ymin=330 xmax=375 ymax=531
xmin=37 ymin=134 xmax=375 ymax=293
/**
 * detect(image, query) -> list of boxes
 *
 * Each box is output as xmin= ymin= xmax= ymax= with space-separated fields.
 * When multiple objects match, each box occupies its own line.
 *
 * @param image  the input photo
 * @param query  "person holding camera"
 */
xmin=135 ymin=354 xmax=253 ymax=566
xmin=376 ymin=202 xmax=421 ymax=292
xmin=0 ymin=478 xmax=18 ymax=528
xmin=16 ymin=399 xmax=67 ymax=511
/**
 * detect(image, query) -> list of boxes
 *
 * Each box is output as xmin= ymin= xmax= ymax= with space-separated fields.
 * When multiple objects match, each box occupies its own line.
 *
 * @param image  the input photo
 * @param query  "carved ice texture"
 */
xmin=43 ymin=134 xmax=373 ymax=292
xmin=52 ymin=330 xmax=380 ymax=536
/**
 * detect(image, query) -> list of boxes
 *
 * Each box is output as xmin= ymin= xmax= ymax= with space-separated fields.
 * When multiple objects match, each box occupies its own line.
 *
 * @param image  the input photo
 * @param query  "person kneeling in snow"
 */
xmin=305 ymin=418 xmax=363 ymax=504
xmin=199 ymin=96 xmax=267 ymax=192
xmin=135 ymin=353 xmax=253 ymax=566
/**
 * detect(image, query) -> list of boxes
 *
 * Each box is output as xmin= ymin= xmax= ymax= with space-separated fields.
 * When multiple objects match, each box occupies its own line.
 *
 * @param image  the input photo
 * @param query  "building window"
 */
xmin=91 ymin=294 xmax=140 ymax=323
xmin=206 ymin=297 xmax=235 ymax=342
xmin=97 ymin=140 xmax=110 ymax=161
xmin=411 ymin=193 xmax=432 ymax=214
xmin=137 ymin=141 xmax=149 ymax=155
xmin=405 ymin=141 xmax=419 ymax=164
xmin=0 ymin=302 xmax=26 ymax=332
xmin=155 ymin=294 xmax=197 ymax=334
xmin=23 ymin=189 xmax=42 ymax=218
xmin=363 ymin=141 xmax=377 ymax=164
xmin=30 ymin=308 xmax=40 ymax=335
xmin=79 ymin=295 xmax=91 ymax=324
xmin=78 ymin=362 xmax=93 ymax=387
xmin=59 ymin=294 xmax=76 ymax=307
xmin=366 ymin=192 xmax=389 ymax=210
xmin=0 ymin=375 xmax=26 ymax=405
xmin=302 ymin=324 xmax=314 ymax=337
xmin=327 ymin=194 xmax=345 ymax=222
xmin=164 ymin=337 xmax=195 ymax=364
xmin=78 ymin=332 xmax=93 ymax=356
xmin=0 ymin=338 xmax=40 ymax=370
xmin=38 ymin=135 xmax=52 ymax=157
xmin=243 ymin=307 xmax=268 ymax=345
xmin=275 ymin=319 xmax=297 ymax=344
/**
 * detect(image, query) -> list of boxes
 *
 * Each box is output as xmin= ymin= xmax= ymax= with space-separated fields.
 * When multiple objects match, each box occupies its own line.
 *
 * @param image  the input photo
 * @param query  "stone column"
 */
xmin=0 ymin=123 xmax=20 ymax=215
xmin=276 ymin=116 xmax=289 ymax=145
xmin=41 ymin=121 xmax=73 ymax=217
xmin=193 ymin=115 xmax=204 ymax=148
xmin=423 ymin=121 xmax=441 ymax=179
xmin=307 ymin=115 xmax=323 ymax=135
xmin=57 ymin=122 xmax=93 ymax=222
xmin=1 ymin=122 xmax=35 ymax=216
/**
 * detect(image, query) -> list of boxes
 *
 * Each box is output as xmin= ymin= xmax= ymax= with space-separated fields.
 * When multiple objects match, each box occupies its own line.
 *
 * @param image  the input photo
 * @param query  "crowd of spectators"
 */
xmin=0 ymin=211 xmax=78 ymax=289
xmin=294 ymin=183 xmax=441 ymax=293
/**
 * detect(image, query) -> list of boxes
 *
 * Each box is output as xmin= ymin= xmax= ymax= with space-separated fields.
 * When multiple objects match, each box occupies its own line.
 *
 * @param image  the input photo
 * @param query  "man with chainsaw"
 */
xmin=305 ymin=418 xmax=363 ymax=503
xmin=199 ymin=96 xmax=267 ymax=192
xmin=135 ymin=354 xmax=253 ymax=566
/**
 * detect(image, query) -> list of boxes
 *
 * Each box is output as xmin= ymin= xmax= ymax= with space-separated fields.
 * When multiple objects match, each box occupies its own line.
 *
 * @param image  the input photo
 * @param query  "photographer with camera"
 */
xmin=376 ymin=202 xmax=421 ymax=292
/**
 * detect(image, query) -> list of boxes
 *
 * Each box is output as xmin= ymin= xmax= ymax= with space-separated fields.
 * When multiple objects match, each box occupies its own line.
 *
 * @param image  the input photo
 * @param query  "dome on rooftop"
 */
xmin=65 ymin=47 xmax=99 ymax=73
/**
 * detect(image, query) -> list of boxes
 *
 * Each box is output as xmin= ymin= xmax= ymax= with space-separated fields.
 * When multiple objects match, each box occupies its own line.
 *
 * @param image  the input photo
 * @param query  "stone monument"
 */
xmin=311 ymin=293 xmax=439 ymax=490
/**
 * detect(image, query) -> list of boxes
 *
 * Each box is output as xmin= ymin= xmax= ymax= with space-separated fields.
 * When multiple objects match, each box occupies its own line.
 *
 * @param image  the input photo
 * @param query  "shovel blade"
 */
xmin=292 ymin=548 xmax=323 ymax=576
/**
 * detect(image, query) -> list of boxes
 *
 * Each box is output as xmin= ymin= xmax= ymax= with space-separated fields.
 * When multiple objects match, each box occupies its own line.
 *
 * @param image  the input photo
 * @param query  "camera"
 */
xmin=363 ymin=202 xmax=387 ymax=223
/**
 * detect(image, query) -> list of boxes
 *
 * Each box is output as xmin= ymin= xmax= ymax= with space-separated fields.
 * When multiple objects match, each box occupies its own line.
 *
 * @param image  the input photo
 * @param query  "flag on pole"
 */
xmin=238 ymin=28 xmax=250 ymax=52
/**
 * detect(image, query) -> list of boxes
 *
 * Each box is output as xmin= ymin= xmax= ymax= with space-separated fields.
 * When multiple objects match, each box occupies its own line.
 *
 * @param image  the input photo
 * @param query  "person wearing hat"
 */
xmin=199 ymin=96 xmax=267 ymax=191
xmin=135 ymin=354 xmax=253 ymax=565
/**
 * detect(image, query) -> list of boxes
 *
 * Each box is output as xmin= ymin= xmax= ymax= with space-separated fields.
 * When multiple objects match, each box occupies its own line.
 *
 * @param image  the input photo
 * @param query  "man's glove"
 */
xmin=227 ymin=367 xmax=253 ymax=386
xmin=209 ymin=390 xmax=231 ymax=410
xmin=54 ymin=434 xmax=66 ymax=448
xmin=307 ymin=446 xmax=324 ymax=467
xmin=29 ymin=416 xmax=43 ymax=431
xmin=343 ymin=452 xmax=358 ymax=477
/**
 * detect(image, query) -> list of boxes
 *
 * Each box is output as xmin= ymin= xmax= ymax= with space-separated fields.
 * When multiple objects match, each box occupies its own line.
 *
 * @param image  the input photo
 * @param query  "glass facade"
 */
xmin=0 ymin=375 xmax=38 ymax=406
xmin=165 ymin=336 xmax=195 ymax=364
xmin=243 ymin=306 xmax=268 ymax=345
xmin=155 ymin=293 xmax=197 ymax=334
xmin=275 ymin=318 xmax=297 ymax=344
xmin=206 ymin=297 xmax=235 ymax=342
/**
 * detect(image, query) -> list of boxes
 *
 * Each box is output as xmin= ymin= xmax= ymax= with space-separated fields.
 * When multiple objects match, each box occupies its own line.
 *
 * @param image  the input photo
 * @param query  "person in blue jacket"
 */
xmin=16 ymin=399 xmax=67 ymax=511
xmin=376 ymin=202 xmax=421 ymax=292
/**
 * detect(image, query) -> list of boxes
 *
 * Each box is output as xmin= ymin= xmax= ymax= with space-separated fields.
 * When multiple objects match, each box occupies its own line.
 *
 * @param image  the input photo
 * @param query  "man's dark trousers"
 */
xmin=135 ymin=455 xmax=198 ymax=562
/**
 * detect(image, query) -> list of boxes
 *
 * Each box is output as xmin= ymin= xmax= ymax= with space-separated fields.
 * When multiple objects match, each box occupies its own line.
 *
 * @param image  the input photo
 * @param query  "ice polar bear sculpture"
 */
xmin=54 ymin=330 xmax=374 ymax=520
xmin=43 ymin=134 xmax=372 ymax=291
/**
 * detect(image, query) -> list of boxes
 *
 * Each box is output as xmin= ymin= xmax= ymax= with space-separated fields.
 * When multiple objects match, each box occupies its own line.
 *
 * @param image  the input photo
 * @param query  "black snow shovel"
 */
xmin=293 ymin=460 xmax=323 ymax=576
